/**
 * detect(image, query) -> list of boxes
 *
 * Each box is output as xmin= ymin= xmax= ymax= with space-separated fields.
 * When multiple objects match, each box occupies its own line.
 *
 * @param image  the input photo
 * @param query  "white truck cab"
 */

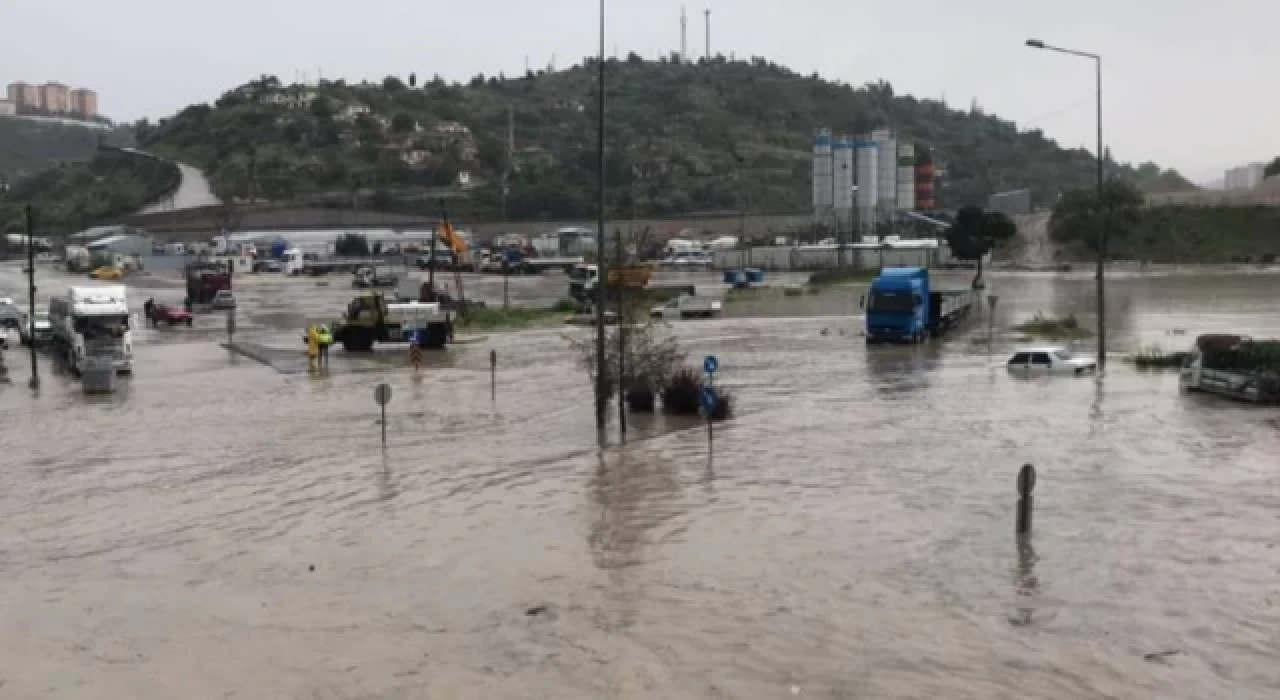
xmin=48 ymin=285 xmax=134 ymax=375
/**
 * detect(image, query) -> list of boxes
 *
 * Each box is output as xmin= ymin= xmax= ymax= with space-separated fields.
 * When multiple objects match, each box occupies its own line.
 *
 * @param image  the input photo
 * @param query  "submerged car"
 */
xmin=1007 ymin=346 xmax=1097 ymax=376
xmin=148 ymin=303 xmax=193 ymax=327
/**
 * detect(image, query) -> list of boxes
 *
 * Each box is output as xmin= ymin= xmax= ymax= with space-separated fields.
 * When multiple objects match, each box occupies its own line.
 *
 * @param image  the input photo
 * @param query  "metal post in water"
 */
xmin=593 ymin=0 xmax=608 ymax=442
xmin=25 ymin=206 xmax=39 ymax=390
xmin=987 ymin=294 xmax=999 ymax=354
xmin=374 ymin=383 xmax=392 ymax=447
xmin=1016 ymin=463 xmax=1036 ymax=536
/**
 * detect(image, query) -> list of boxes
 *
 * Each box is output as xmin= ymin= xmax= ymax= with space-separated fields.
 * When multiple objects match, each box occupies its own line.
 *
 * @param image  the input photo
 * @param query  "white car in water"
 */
xmin=1006 ymin=346 xmax=1097 ymax=376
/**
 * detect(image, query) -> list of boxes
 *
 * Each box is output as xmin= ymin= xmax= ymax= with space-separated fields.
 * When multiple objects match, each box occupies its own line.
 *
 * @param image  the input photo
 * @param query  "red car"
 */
xmin=148 ymin=303 xmax=193 ymax=327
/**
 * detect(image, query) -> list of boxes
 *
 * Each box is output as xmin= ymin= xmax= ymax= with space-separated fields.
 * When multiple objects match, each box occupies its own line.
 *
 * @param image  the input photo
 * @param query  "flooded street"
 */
xmin=1 ymin=265 xmax=1279 ymax=698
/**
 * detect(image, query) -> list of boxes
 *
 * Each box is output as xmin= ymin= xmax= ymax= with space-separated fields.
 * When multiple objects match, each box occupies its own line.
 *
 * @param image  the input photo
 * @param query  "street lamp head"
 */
xmin=1026 ymin=39 xmax=1045 ymax=49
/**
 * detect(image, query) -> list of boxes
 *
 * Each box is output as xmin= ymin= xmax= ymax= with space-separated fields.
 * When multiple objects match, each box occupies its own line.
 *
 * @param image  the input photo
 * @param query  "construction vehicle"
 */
xmin=330 ymin=292 xmax=451 ymax=352
xmin=567 ymin=263 xmax=654 ymax=303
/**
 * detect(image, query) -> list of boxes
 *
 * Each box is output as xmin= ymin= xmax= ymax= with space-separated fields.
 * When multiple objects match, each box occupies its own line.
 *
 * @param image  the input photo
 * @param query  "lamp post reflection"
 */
xmin=1010 ymin=536 xmax=1040 ymax=627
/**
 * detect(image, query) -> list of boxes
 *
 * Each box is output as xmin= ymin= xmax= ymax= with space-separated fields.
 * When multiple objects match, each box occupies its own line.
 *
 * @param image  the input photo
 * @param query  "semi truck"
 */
xmin=48 ymin=285 xmax=134 ymax=375
xmin=330 ymin=292 xmax=452 ymax=351
xmin=863 ymin=267 xmax=976 ymax=344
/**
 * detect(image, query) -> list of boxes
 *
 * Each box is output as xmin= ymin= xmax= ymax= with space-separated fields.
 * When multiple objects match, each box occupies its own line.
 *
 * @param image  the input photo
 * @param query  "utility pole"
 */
xmin=594 ymin=0 xmax=608 ymax=441
xmin=681 ymin=5 xmax=688 ymax=61
xmin=615 ymin=227 xmax=627 ymax=437
xmin=704 ymin=9 xmax=711 ymax=60
xmin=25 ymin=205 xmax=39 ymax=389
xmin=1095 ymin=56 xmax=1107 ymax=370
xmin=1025 ymin=39 xmax=1106 ymax=369
xmin=502 ymin=104 xmax=514 ymax=222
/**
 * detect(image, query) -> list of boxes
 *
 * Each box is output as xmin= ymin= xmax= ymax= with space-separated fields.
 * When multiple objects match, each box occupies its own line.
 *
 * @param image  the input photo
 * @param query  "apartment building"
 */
xmin=70 ymin=88 xmax=98 ymax=116
xmin=4 ymin=81 xmax=99 ymax=117
xmin=40 ymin=82 xmax=71 ymax=113
xmin=1224 ymin=163 xmax=1266 ymax=190
xmin=7 ymin=81 xmax=41 ymax=109
xmin=0 ymin=99 xmax=15 ymax=116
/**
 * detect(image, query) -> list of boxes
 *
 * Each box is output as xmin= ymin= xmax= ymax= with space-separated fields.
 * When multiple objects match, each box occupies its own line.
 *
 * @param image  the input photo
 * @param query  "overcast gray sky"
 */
xmin=3 ymin=0 xmax=1272 ymax=182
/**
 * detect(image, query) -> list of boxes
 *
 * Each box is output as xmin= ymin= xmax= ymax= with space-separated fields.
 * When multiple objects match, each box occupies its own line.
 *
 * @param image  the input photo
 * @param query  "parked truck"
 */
xmin=863 ymin=267 xmax=976 ymax=344
xmin=186 ymin=262 xmax=232 ymax=306
xmin=1179 ymin=334 xmax=1280 ymax=403
xmin=650 ymin=294 xmax=723 ymax=320
xmin=330 ymin=292 xmax=452 ymax=351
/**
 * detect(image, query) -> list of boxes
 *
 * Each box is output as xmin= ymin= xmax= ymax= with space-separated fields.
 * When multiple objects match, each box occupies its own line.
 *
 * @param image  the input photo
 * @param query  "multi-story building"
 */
xmin=1224 ymin=163 xmax=1266 ymax=190
xmin=70 ymin=88 xmax=98 ymax=117
xmin=5 ymin=81 xmax=100 ymax=117
xmin=0 ymin=99 xmax=15 ymax=116
xmin=7 ymin=81 xmax=42 ymax=109
xmin=40 ymin=82 xmax=71 ymax=113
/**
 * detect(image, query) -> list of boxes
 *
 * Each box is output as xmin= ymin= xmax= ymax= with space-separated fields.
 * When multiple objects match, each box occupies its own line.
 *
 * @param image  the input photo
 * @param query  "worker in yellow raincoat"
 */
xmin=305 ymin=324 xmax=320 ymax=372
xmin=315 ymin=323 xmax=333 ymax=368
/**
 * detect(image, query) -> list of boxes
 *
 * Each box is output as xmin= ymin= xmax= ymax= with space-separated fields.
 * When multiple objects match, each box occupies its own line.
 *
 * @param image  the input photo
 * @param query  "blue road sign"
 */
xmin=703 ymin=354 xmax=719 ymax=374
xmin=700 ymin=387 xmax=718 ymax=413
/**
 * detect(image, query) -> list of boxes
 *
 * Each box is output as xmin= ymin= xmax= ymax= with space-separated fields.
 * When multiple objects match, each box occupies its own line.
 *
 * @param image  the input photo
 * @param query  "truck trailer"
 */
xmin=863 ymin=267 xmax=976 ymax=344
xmin=1179 ymin=334 xmax=1280 ymax=403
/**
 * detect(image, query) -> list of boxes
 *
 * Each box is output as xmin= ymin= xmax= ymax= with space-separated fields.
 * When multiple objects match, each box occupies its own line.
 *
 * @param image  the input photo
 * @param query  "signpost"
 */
xmin=503 ymin=249 xmax=520 ymax=310
xmin=702 ymin=354 xmax=719 ymax=444
xmin=489 ymin=349 xmax=497 ymax=401
xmin=374 ymin=382 xmax=392 ymax=446
xmin=987 ymin=294 xmax=999 ymax=353
xmin=226 ymin=307 xmax=237 ymax=345
xmin=1016 ymin=463 xmax=1036 ymax=536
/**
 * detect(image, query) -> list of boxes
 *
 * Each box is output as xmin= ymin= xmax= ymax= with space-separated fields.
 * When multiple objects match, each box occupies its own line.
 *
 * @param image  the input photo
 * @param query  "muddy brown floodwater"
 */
xmin=1 ymin=265 xmax=1279 ymax=698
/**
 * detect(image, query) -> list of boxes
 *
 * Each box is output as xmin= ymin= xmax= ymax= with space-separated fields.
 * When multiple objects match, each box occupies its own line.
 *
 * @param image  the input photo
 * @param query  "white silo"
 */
xmin=854 ymin=138 xmax=878 ymax=238
xmin=812 ymin=129 xmax=833 ymax=218
xmin=872 ymin=130 xmax=897 ymax=218
xmin=832 ymin=136 xmax=854 ymax=229
xmin=896 ymin=142 xmax=916 ymax=211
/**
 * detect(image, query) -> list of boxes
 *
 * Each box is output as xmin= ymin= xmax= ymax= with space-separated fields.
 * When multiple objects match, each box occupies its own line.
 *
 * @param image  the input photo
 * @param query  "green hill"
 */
xmin=133 ymin=58 xmax=1192 ymax=221
xmin=0 ymin=148 xmax=179 ymax=236
xmin=0 ymin=116 xmax=134 ymax=181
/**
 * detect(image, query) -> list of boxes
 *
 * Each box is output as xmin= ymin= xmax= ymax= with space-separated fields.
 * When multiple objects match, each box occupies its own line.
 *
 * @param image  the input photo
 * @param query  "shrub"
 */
xmin=661 ymin=368 xmax=703 ymax=415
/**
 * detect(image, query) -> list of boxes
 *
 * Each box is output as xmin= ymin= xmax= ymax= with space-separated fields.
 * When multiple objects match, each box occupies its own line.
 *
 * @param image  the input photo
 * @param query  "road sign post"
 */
xmin=702 ymin=354 xmax=719 ymax=445
xmin=987 ymin=294 xmax=999 ymax=352
xmin=489 ymin=349 xmax=497 ymax=401
xmin=1016 ymin=463 xmax=1036 ymax=536
xmin=374 ymin=382 xmax=393 ymax=446
xmin=226 ymin=307 xmax=237 ymax=345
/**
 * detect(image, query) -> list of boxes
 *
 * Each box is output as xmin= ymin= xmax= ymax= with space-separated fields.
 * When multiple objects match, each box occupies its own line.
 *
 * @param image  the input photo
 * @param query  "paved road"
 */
xmin=137 ymin=161 xmax=222 ymax=214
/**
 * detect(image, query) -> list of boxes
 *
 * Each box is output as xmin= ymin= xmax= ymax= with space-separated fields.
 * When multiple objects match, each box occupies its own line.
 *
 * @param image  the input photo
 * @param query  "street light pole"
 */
xmin=25 ymin=205 xmax=39 ymax=389
xmin=1026 ymin=38 xmax=1106 ymax=369
xmin=594 ymin=0 xmax=608 ymax=440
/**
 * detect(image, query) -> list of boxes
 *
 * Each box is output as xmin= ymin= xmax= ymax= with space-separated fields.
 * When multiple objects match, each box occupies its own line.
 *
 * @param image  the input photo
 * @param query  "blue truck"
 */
xmin=863 ymin=267 xmax=977 ymax=344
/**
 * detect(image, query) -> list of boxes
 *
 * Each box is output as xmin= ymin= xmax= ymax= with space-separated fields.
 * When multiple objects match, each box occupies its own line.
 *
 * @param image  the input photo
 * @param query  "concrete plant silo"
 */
xmin=854 ymin=138 xmax=878 ymax=239
xmin=832 ymin=135 xmax=854 ymax=230
xmin=896 ymin=142 xmax=916 ymax=211
xmin=871 ymin=129 xmax=897 ymax=221
xmin=812 ymin=129 xmax=833 ymax=219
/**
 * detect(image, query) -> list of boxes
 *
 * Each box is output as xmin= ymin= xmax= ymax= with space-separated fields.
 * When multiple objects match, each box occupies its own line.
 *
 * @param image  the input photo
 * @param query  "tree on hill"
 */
xmin=390 ymin=113 xmax=416 ymax=133
xmin=944 ymin=206 xmax=1016 ymax=286
xmin=1048 ymin=180 xmax=1143 ymax=256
